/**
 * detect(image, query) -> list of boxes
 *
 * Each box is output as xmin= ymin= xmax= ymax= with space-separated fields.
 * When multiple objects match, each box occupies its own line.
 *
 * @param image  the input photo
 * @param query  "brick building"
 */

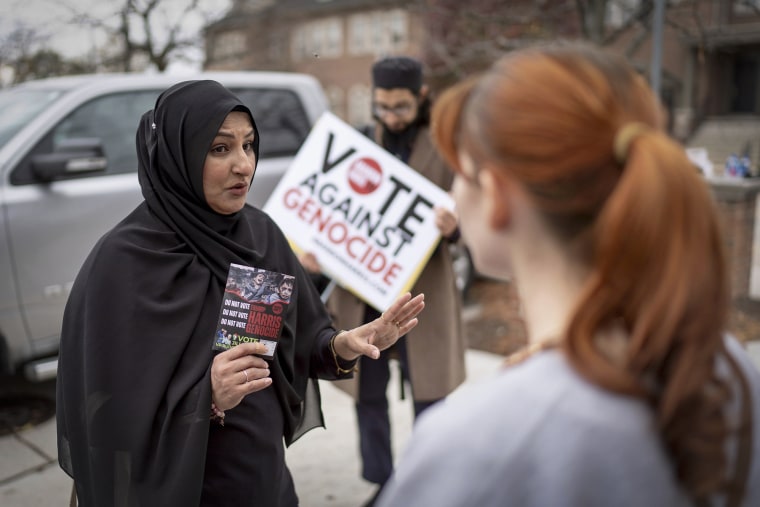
xmin=603 ymin=1 xmax=760 ymax=168
xmin=204 ymin=0 xmax=425 ymax=127
xmin=204 ymin=0 xmax=760 ymax=343
xmin=204 ymin=1 xmax=760 ymax=160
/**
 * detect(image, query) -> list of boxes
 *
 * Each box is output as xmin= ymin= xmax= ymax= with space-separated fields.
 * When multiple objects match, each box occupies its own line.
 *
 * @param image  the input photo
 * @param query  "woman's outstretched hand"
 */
xmin=332 ymin=292 xmax=425 ymax=361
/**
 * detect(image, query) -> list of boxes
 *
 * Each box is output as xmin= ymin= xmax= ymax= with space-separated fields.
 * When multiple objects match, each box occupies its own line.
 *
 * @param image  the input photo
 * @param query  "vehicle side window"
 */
xmin=231 ymin=88 xmax=311 ymax=158
xmin=10 ymin=90 xmax=159 ymax=185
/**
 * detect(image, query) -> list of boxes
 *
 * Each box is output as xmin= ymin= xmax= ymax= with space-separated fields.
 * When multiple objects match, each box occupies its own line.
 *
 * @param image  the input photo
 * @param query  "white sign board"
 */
xmin=263 ymin=111 xmax=454 ymax=311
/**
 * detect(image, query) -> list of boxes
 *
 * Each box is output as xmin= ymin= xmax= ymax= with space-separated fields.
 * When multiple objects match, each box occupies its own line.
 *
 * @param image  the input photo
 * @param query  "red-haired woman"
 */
xmin=377 ymin=43 xmax=760 ymax=507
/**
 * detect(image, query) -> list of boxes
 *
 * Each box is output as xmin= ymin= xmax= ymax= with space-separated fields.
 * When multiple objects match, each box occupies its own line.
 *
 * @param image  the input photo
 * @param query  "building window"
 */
xmin=348 ymin=84 xmax=371 ymax=127
xmin=268 ymin=33 xmax=285 ymax=61
xmin=349 ymin=14 xmax=368 ymax=55
xmin=291 ymin=30 xmax=306 ymax=62
xmin=291 ymin=17 xmax=343 ymax=61
xmin=348 ymin=9 xmax=408 ymax=56
xmin=371 ymin=12 xmax=384 ymax=49
xmin=326 ymin=19 xmax=342 ymax=55
xmin=325 ymin=86 xmax=345 ymax=119
xmin=212 ymin=31 xmax=247 ymax=61
xmin=388 ymin=9 xmax=408 ymax=51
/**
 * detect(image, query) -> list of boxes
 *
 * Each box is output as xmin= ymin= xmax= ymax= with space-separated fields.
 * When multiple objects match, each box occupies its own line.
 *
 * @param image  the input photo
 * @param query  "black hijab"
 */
xmin=137 ymin=80 xmax=262 ymax=279
xmin=57 ymin=80 xmax=332 ymax=506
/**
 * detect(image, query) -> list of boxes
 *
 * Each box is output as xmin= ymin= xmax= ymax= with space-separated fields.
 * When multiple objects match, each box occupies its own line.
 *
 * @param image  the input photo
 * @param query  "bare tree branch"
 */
xmin=602 ymin=0 xmax=654 ymax=46
xmin=419 ymin=0 xmax=579 ymax=89
xmin=624 ymin=24 xmax=650 ymax=58
xmin=57 ymin=0 xmax=225 ymax=72
xmin=0 ymin=24 xmax=47 ymax=65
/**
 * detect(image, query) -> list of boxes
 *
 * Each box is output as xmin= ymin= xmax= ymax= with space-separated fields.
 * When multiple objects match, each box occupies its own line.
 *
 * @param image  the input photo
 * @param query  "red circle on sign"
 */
xmin=272 ymin=303 xmax=283 ymax=315
xmin=348 ymin=157 xmax=383 ymax=194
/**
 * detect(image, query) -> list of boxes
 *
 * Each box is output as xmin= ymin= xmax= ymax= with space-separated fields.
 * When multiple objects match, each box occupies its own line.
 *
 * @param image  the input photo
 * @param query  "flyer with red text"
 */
xmin=262 ymin=111 xmax=454 ymax=311
xmin=211 ymin=263 xmax=294 ymax=360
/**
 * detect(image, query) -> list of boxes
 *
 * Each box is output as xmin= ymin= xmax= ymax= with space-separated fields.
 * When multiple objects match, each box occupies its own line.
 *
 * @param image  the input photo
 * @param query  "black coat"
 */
xmin=56 ymin=80 xmax=346 ymax=506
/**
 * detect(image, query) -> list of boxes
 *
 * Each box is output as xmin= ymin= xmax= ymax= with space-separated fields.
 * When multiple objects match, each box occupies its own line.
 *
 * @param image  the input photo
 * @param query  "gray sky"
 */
xmin=0 ymin=0 xmax=231 ymax=73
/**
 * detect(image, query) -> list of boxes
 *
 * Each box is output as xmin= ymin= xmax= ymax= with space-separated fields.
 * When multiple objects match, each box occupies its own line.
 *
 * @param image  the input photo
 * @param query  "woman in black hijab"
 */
xmin=56 ymin=80 xmax=424 ymax=507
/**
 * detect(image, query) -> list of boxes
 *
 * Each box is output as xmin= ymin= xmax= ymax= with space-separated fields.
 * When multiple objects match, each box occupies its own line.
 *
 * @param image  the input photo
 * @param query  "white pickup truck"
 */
xmin=0 ymin=71 xmax=329 ymax=384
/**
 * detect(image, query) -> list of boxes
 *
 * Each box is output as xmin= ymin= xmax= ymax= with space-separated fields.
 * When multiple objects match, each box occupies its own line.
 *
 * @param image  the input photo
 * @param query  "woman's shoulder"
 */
xmin=418 ymin=351 xmax=653 ymax=440
xmin=381 ymin=353 xmax=685 ymax=506
xmin=400 ymin=352 xmax=670 ymax=483
xmin=724 ymin=334 xmax=760 ymax=384
xmin=721 ymin=335 xmax=760 ymax=432
xmin=79 ymin=203 xmax=196 ymax=282
xmin=721 ymin=335 xmax=760 ymax=505
xmin=94 ymin=203 xmax=180 ymax=253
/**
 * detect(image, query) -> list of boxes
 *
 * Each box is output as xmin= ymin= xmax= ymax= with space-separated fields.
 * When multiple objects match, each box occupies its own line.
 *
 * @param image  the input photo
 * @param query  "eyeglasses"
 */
xmin=373 ymin=101 xmax=415 ymax=117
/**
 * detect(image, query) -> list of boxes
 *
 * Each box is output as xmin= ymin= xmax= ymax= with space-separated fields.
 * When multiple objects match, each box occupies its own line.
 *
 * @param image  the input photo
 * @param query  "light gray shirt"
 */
xmin=378 ymin=337 xmax=760 ymax=507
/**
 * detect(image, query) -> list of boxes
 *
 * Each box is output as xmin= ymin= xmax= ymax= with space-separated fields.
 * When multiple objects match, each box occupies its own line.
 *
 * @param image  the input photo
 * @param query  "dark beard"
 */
xmin=378 ymin=98 xmax=431 ymax=163
xmin=381 ymin=123 xmax=419 ymax=163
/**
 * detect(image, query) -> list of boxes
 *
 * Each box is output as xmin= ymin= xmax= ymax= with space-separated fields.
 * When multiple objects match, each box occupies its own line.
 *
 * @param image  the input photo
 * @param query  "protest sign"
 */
xmin=263 ymin=111 xmax=454 ymax=311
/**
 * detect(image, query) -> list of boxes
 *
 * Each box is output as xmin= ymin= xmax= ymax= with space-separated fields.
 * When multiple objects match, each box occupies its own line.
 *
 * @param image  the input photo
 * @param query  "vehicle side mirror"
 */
xmin=30 ymin=138 xmax=107 ymax=182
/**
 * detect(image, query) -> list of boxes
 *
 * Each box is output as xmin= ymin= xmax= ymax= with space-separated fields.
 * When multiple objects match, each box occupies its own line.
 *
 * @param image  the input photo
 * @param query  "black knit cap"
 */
xmin=371 ymin=56 xmax=423 ymax=93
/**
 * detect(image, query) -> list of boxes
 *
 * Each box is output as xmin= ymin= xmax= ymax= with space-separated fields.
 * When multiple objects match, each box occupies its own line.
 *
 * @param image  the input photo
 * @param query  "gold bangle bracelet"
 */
xmin=329 ymin=330 xmax=358 ymax=375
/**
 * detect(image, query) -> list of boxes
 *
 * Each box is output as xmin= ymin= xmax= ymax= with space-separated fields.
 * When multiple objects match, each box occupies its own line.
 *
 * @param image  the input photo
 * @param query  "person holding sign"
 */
xmin=377 ymin=44 xmax=760 ymax=507
xmin=322 ymin=55 xmax=467 ymax=504
xmin=56 ymin=79 xmax=425 ymax=507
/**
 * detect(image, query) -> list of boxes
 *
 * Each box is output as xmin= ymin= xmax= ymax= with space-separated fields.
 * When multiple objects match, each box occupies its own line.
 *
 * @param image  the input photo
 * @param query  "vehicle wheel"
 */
xmin=0 ymin=375 xmax=56 ymax=436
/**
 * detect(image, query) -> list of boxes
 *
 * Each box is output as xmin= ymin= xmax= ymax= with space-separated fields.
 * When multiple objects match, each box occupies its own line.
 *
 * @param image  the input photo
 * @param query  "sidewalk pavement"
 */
xmin=4 ymin=343 xmax=760 ymax=507
xmin=0 ymin=349 xmax=507 ymax=507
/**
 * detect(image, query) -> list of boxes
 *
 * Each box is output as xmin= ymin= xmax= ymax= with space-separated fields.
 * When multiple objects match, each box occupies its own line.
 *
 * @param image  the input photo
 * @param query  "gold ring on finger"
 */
xmin=242 ymin=369 xmax=249 ymax=383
